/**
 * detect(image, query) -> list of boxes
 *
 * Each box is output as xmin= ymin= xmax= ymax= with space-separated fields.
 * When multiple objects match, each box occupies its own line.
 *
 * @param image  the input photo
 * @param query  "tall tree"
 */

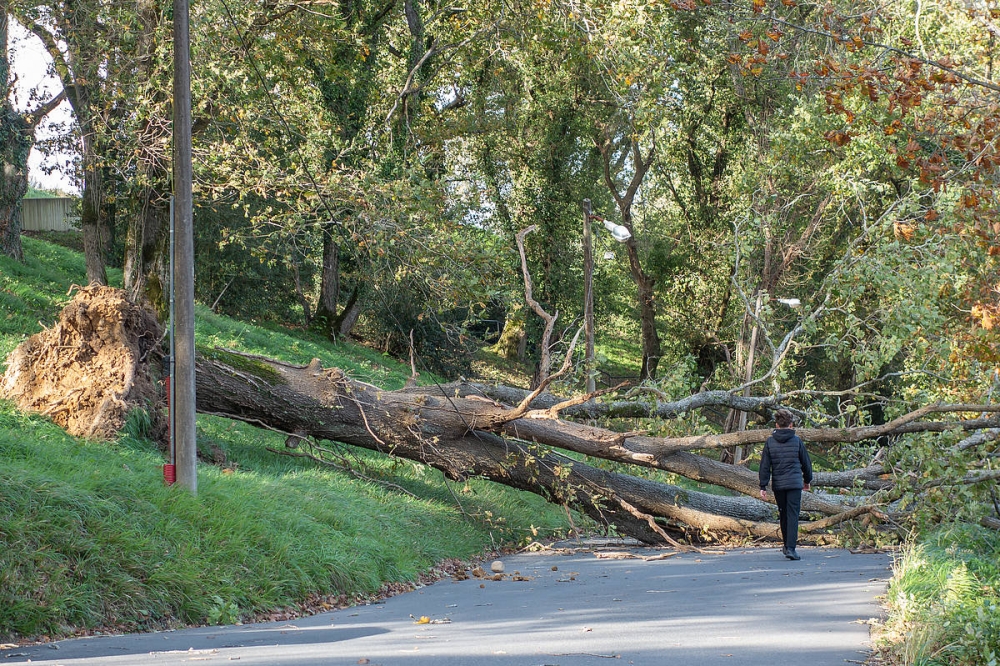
xmin=0 ymin=6 xmax=63 ymax=261
xmin=17 ymin=0 xmax=113 ymax=284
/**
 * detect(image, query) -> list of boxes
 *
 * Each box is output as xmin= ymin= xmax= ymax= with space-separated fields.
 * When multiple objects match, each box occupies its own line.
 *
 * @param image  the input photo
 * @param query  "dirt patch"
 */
xmin=1 ymin=285 xmax=164 ymax=440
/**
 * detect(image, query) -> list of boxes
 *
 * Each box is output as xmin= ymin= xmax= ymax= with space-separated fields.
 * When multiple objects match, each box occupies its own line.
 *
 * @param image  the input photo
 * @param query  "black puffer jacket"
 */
xmin=759 ymin=428 xmax=813 ymax=491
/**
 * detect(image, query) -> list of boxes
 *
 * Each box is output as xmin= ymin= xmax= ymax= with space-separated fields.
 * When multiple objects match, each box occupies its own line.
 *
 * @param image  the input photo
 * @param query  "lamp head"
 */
xmin=602 ymin=219 xmax=632 ymax=242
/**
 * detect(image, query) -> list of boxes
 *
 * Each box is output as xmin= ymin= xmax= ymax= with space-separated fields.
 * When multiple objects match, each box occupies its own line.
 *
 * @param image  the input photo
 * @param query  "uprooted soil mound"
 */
xmin=1 ymin=285 xmax=164 ymax=440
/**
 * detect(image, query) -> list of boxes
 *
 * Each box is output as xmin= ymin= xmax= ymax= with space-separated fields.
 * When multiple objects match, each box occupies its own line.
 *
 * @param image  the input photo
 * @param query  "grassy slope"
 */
xmin=0 ymin=236 xmax=572 ymax=641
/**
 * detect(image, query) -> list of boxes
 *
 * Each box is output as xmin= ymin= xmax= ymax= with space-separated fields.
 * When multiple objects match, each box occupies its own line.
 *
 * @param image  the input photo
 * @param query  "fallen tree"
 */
xmin=5 ymin=287 xmax=1000 ymax=545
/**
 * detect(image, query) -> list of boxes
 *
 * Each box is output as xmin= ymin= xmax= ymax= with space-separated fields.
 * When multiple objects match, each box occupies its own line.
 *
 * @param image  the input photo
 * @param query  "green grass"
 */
xmin=0 ymin=235 xmax=572 ymax=641
xmin=25 ymin=187 xmax=61 ymax=199
xmin=879 ymin=523 xmax=1000 ymax=666
xmin=0 ymin=403 xmax=570 ymax=639
xmin=195 ymin=307 xmax=420 ymax=389
xmin=594 ymin=328 xmax=643 ymax=378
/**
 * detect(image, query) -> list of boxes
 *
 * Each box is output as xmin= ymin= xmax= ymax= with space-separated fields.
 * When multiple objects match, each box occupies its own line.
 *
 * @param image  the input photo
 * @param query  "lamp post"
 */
xmin=583 ymin=199 xmax=632 ymax=394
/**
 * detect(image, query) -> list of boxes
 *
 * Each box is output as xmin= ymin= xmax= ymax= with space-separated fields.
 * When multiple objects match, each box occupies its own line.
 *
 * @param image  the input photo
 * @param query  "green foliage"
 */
xmin=205 ymin=596 xmax=241 ymax=626
xmin=24 ymin=187 xmax=60 ymax=199
xmin=881 ymin=524 xmax=1000 ymax=666
xmin=193 ymin=198 xmax=313 ymax=325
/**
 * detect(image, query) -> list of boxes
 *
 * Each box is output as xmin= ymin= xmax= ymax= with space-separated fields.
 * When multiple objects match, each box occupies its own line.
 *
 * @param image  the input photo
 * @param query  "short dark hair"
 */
xmin=774 ymin=409 xmax=795 ymax=428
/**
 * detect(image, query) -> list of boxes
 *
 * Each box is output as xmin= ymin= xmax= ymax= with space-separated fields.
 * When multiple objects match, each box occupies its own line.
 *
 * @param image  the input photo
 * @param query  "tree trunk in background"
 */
xmin=123 ymin=181 xmax=170 ymax=313
xmin=631 ymin=248 xmax=660 ymax=380
xmin=121 ymin=0 xmax=172 ymax=312
xmin=80 ymin=147 xmax=109 ymax=285
xmin=598 ymin=134 xmax=660 ymax=380
xmin=314 ymin=222 xmax=340 ymax=338
xmin=621 ymin=211 xmax=660 ymax=381
xmin=333 ymin=285 xmax=363 ymax=339
xmin=0 ymin=9 xmax=28 ymax=262
xmin=0 ymin=110 xmax=29 ymax=263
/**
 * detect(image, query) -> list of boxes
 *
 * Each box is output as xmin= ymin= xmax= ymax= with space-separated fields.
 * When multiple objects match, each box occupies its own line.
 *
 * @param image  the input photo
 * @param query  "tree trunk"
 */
xmin=0 ymin=10 xmax=28 ymax=262
xmin=190 ymin=350 xmax=969 ymax=544
xmin=630 ymin=250 xmax=660 ymax=380
xmin=597 ymin=133 xmax=661 ymax=380
xmin=0 ymin=109 xmax=29 ymax=263
xmin=190 ymin=350 xmax=931 ymax=545
xmin=314 ymin=222 xmax=340 ymax=338
xmin=123 ymin=182 xmax=170 ymax=312
xmin=81 ymin=152 xmax=109 ymax=286
xmin=193 ymin=354 xmax=783 ymax=544
xmin=334 ymin=285 xmax=363 ymax=339
xmin=621 ymin=206 xmax=661 ymax=381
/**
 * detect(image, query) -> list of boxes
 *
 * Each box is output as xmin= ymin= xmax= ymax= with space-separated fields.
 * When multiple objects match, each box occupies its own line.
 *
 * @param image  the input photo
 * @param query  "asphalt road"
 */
xmin=1 ymin=543 xmax=893 ymax=666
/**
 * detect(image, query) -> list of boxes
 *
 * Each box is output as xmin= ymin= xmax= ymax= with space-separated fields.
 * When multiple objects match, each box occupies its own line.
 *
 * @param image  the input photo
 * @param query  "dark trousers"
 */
xmin=773 ymin=488 xmax=802 ymax=552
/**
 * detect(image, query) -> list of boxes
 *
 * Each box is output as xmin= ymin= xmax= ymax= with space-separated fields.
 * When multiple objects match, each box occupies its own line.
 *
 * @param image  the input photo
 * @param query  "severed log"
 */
xmin=194 ymin=354 xmax=783 ymax=544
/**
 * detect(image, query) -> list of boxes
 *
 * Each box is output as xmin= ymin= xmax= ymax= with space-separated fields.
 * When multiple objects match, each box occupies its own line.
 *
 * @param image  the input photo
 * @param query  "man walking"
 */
xmin=759 ymin=408 xmax=813 ymax=560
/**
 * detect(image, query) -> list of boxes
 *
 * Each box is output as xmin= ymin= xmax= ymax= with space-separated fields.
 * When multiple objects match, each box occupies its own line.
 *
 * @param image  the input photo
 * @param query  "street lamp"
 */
xmin=583 ymin=199 xmax=631 ymax=394
xmin=600 ymin=218 xmax=632 ymax=242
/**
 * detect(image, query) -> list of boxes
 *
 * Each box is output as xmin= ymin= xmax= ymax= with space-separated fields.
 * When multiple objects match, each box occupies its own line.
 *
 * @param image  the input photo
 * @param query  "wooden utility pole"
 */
xmin=583 ymin=199 xmax=596 ymax=394
xmin=173 ymin=0 xmax=197 ymax=494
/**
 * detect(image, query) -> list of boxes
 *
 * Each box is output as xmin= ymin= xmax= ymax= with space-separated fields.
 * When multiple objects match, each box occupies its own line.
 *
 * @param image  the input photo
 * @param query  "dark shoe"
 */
xmin=785 ymin=550 xmax=800 ymax=561
xmin=781 ymin=546 xmax=788 ymax=556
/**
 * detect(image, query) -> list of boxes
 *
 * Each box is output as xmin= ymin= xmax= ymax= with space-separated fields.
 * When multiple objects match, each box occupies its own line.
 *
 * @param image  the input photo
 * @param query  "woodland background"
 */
xmin=3 ymin=0 xmax=1000 ymax=395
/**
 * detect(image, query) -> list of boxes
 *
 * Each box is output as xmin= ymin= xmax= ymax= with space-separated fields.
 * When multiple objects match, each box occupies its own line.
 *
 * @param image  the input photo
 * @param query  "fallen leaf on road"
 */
xmin=410 ymin=614 xmax=452 ymax=624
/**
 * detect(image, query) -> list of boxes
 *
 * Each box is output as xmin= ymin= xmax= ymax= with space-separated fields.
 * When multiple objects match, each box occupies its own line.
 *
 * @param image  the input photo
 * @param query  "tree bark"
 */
xmin=0 ymin=106 xmax=29 ymax=262
xmin=626 ymin=241 xmax=661 ymax=380
xmin=183 ymin=347 xmax=1000 ymax=545
xmin=81 ymin=146 xmax=109 ymax=286
xmin=314 ymin=221 xmax=340 ymax=335
xmin=0 ymin=10 xmax=33 ymax=262
xmin=123 ymin=180 xmax=170 ymax=311
xmin=0 ymin=10 xmax=68 ymax=263
xmin=334 ymin=285 xmax=363 ymax=339
xmin=21 ymin=3 xmax=110 ymax=285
